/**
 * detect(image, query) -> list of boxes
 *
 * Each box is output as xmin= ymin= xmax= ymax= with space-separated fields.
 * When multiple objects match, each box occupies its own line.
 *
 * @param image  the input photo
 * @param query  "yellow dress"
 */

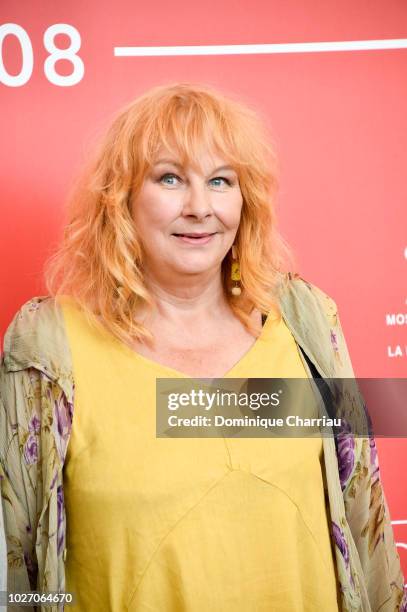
xmin=61 ymin=297 xmax=340 ymax=611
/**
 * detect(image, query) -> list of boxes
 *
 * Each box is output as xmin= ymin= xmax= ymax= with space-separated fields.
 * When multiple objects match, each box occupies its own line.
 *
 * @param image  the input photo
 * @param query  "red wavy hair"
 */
xmin=44 ymin=81 xmax=296 ymax=346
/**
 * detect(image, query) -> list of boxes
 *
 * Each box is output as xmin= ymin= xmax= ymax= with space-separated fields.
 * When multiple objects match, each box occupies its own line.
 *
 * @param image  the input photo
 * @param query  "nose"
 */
xmin=181 ymin=181 xmax=213 ymax=220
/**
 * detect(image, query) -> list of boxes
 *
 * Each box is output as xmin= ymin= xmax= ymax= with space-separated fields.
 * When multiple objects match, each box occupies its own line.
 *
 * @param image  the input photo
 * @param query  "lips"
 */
xmin=173 ymin=233 xmax=215 ymax=237
xmin=172 ymin=233 xmax=216 ymax=245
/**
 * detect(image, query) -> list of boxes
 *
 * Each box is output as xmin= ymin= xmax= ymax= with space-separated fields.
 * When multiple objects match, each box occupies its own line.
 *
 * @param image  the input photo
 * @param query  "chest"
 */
xmin=131 ymin=319 xmax=262 ymax=378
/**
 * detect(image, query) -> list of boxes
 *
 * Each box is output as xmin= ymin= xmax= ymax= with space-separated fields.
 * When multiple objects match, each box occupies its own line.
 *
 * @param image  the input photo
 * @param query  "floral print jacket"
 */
xmin=0 ymin=273 xmax=406 ymax=612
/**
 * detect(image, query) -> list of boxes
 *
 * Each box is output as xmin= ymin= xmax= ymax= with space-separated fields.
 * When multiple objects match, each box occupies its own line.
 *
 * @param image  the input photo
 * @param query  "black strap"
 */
xmin=299 ymin=346 xmax=337 ymax=423
xmin=261 ymin=313 xmax=337 ymax=425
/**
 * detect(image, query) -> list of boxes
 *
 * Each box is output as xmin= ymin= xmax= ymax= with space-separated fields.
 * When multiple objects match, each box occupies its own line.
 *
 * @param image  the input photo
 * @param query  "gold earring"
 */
xmin=230 ymin=244 xmax=241 ymax=296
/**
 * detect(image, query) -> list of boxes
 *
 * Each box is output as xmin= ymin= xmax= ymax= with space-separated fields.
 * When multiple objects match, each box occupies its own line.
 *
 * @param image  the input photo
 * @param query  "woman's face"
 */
xmin=131 ymin=146 xmax=243 ymax=281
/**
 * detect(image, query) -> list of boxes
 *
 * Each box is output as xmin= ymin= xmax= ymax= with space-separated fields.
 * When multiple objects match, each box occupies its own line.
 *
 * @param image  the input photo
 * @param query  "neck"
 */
xmin=140 ymin=267 xmax=231 ymax=326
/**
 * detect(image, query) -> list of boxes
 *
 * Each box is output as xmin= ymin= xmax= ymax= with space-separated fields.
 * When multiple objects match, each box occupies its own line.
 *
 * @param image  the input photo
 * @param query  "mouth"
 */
xmin=171 ymin=232 xmax=217 ymax=245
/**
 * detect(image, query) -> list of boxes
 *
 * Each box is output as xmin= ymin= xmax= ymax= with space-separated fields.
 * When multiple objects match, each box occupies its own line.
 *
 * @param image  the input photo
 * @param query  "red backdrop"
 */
xmin=1 ymin=0 xmax=406 ymax=579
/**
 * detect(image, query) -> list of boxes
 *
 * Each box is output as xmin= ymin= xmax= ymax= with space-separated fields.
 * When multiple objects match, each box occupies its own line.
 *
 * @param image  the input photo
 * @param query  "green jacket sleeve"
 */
xmin=331 ymin=302 xmax=406 ymax=610
xmin=0 ymin=360 xmax=40 ymax=607
xmin=1 ymin=296 xmax=74 ymax=611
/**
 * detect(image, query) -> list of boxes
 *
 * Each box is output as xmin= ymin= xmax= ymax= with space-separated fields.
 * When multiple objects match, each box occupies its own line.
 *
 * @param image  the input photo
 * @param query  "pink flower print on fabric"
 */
xmin=28 ymin=413 xmax=40 ymax=434
xmin=330 ymin=329 xmax=343 ymax=367
xmin=23 ymin=413 xmax=41 ymax=465
xmin=369 ymin=436 xmax=380 ymax=482
xmin=45 ymin=373 xmax=74 ymax=462
xmin=28 ymin=300 xmax=40 ymax=312
xmin=23 ymin=434 xmax=38 ymax=465
xmin=53 ymin=392 xmax=73 ymax=461
xmin=332 ymin=521 xmax=355 ymax=590
xmin=336 ymin=420 xmax=355 ymax=491
xmin=57 ymin=485 xmax=65 ymax=556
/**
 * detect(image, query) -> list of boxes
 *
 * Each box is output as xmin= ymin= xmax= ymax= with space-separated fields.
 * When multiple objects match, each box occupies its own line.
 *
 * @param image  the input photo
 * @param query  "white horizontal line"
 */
xmin=392 ymin=520 xmax=407 ymax=525
xmin=114 ymin=39 xmax=407 ymax=57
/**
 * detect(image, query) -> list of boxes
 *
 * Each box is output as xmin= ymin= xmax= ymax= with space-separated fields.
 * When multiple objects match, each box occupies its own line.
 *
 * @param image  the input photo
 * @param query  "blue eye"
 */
xmin=158 ymin=173 xmax=232 ymax=187
xmin=210 ymin=177 xmax=231 ymax=187
xmin=159 ymin=173 xmax=179 ymax=185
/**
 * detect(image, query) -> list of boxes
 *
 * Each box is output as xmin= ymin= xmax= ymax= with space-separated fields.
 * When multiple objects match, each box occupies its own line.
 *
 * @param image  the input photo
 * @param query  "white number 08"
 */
xmin=0 ymin=23 xmax=84 ymax=87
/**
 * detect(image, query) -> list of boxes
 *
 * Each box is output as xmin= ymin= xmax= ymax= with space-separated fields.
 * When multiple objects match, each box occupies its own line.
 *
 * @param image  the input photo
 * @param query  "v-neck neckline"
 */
xmin=118 ymin=310 xmax=280 ymax=379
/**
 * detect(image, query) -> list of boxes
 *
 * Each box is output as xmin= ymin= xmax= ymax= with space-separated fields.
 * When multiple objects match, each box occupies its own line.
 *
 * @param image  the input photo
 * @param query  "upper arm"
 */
xmin=302 ymin=279 xmax=339 ymax=328
xmin=1 ymin=295 xmax=74 ymax=601
xmin=0 ymin=359 xmax=40 ymax=593
xmin=297 ymin=278 xmax=406 ymax=608
xmin=297 ymin=276 xmax=355 ymax=377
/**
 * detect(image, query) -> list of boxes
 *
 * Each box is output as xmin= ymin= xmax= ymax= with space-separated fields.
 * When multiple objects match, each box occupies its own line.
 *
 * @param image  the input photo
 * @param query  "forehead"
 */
xmin=151 ymin=145 xmax=233 ymax=171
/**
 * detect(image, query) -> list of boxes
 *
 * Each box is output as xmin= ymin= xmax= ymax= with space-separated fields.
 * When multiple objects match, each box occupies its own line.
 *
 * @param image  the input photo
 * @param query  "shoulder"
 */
xmin=2 ymin=295 xmax=72 ymax=382
xmin=279 ymin=272 xmax=338 ymax=327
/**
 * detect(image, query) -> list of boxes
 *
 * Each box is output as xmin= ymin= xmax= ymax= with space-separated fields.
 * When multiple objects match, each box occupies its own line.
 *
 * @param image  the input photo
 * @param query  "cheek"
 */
xmin=215 ymin=194 xmax=243 ymax=228
xmin=132 ymin=187 xmax=180 ymax=228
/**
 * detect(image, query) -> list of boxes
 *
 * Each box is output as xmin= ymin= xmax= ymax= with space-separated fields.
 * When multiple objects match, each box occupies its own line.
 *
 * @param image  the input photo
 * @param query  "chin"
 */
xmin=176 ymin=266 xmax=213 ymax=275
xmin=172 ymin=261 xmax=216 ymax=275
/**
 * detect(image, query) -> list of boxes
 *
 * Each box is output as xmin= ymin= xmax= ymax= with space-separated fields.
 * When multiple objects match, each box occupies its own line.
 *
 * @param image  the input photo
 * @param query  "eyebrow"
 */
xmin=154 ymin=158 xmax=236 ymax=173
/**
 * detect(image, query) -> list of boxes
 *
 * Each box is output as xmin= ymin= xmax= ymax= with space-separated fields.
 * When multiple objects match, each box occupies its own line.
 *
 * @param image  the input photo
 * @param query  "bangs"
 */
xmin=140 ymin=88 xmax=244 ymax=173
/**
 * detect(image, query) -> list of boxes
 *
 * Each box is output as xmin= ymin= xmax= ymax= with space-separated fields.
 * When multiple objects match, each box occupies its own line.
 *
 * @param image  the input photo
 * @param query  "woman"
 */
xmin=0 ymin=82 xmax=405 ymax=612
